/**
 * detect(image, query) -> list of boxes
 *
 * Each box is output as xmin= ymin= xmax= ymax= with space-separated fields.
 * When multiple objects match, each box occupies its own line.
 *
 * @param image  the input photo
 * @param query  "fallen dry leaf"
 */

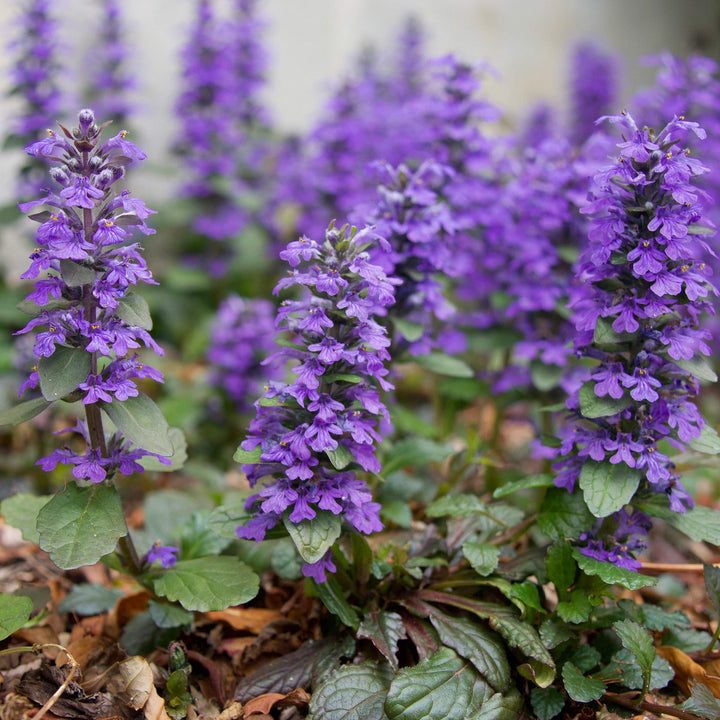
xmin=242 ymin=692 xmax=286 ymax=716
xmin=117 ymin=656 xmax=171 ymax=720
xmin=215 ymin=700 xmax=244 ymax=720
xmin=657 ymin=646 xmax=720 ymax=697
xmin=204 ymin=608 xmax=284 ymax=633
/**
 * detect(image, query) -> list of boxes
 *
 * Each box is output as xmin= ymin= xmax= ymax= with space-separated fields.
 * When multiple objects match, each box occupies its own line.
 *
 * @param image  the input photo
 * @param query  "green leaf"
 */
xmin=236 ymin=637 xmax=356 ymax=702
xmin=394 ymin=318 xmax=425 ymax=342
xmin=116 ymin=292 xmax=153 ymax=330
xmin=357 ymin=611 xmax=407 ymax=670
xmin=37 ymin=484 xmax=126 ymax=569
xmin=383 ymin=438 xmax=455 ymax=476
xmin=326 ymin=444 xmax=354 ymax=470
xmin=314 ymin=575 xmax=360 ymax=629
xmin=529 ymin=687 xmax=565 ymax=720
xmin=545 ymin=540 xmax=576 ymax=594
xmin=427 ymin=611 xmax=511 ymax=692
xmin=571 ymin=645 xmax=601 ymax=673
xmin=426 ymin=494 xmax=487 ymax=518
xmin=179 ymin=512 xmax=232 ymax=559
xmin=530 ymin=362 xmax=564 ymax=392
xmin=0 ymin=493 xmax=53 ymax=544
xmin=604 ymin=648 xmax=674 ymax=692
xmin=578 ymin=381 xmax=632 ymax=418
xmin=284 ymin=511 xmax=341 ymax=564
xmin=151 ymin=556 xmax=259 ymax=612
xmin=667 ymin=505 xmax=720 ymax=544
xmin=101 ymin=392 xmax=173 ymax=456
xmin=233 ymin=445 xmax=263 ymax=464
xmin=493 ymin=474 xmax=553 ymax=499
xmin=57 ymin=583 xmax=124 ymax=615
xmin=614 ymin=619 xmax=656 ymax=695
xmin=680 ymin=682 xmax=720 ymax=719
xmin=413 ymin=352 xmax=474 ymax=378
xmin=147 ymin=600 xmax=195 ymax=629
xmin=508 ymin=582 xmax=544 ymax=614
xmin=308 ymin=661 xmax=392 ymax=720
xmin=139 ymin=428 xmax=187 ymax=472
xmin=37 ymin=346 xmax=92 ymax=401
xmin=579 ymin=460 xmax=641 ymax=518
xmin=704 ymin=564 xmax=720 ymax=618
xmin=689 ymin=424 xmax=720 ymax=455
xmin=466 ymin=690 xmax=523 ymax=720
xmin=572 ymin=549 xmax=657 ymax=590
xmin=672 ymin=355 xmax=718 ymax=383
xmin=0 ymin=594 xmax=33 ymax=641
xmin=463 ymin=540 xmax=500 ymax=577
xmin=0 ymin=396 xmax=53 ymax=426
xmin=419 ymin=591 xmax=555 ymax=687
xmin=561 ymin=662 xmax=605 ymax=703
xmin=593 ymin=316 xmax=632 ymax=346
xmin=59 ymin=259 xmax=97 ymax=286
xmin=538 ymin=487 xmax=595 ymax=540
xmin=385 ymin=647 xmax=492 ymax=720
xmin=556 ymin=588 xmax=593 ymax=624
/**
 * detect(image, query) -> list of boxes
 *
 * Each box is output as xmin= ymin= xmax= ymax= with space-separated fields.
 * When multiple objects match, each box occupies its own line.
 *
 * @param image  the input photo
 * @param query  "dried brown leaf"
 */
xmin=116 ymin=657 xmax=170 ymax=720
xmin=242 ymin=693 xmax=286 ymax=716
xmin=205 ymin=608 xmax=284 ymax=634
xmin=657 ymin=645 xmax=720 ymax=697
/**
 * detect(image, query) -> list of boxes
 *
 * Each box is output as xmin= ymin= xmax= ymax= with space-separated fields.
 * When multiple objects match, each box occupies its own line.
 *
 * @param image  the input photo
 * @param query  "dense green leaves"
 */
xmin=578 ymin=460 xmax=641 ymax=517
xmin=151 ymin=556 xmax=259 ymax=611
xmin=545 ymin=540 xmax=576 ymax=594
xmin=101 ymin=392 xmax=174 ymax=456
xmin=309 ymin=662 xmax=392 ymax=720
xmin=37 ymin=345 xmax=92 ymax=400
xmin=0 ymin=594 xmax=33 ymax=641
xmin=284 ymin=510 xmax=341 ymax=564
xmin=36 ymin=483 xmax=126 ymax=569
xmin=530 ymin=687 xmax=565 ymax=720
xmin=385 ymin=648 xmax=492 ymax=720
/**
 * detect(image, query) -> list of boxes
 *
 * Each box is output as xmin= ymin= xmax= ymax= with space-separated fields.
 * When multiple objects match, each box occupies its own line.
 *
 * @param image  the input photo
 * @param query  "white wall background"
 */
xmin=0 ymin=0 xmax=719 ymax=208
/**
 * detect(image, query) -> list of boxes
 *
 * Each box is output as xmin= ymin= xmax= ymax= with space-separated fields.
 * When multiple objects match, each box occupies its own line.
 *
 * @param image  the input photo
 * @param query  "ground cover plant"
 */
xmin=3 ymin=2 xmax=720 ymax=719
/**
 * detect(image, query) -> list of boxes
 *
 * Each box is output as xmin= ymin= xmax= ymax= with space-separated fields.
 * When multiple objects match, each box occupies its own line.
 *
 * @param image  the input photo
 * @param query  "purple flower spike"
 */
xmin=19 ymin=109 xmax=166 ymax=485
xmin=550 ymin=111 xmax=716 ymax=571
xmin=236 ymin=224 xmax=396 ymax=581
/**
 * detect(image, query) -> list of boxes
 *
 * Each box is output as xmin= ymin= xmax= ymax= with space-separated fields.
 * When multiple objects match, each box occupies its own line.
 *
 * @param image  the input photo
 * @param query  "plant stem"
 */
xmin=604 ymin=691 xmax=701 ymax=720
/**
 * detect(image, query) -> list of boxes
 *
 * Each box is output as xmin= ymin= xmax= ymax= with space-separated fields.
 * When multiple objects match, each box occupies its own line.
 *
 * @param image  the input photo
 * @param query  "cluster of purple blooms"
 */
xmin=8 ymin=0 xmax=63 ymax=200
xmin=16 ymin=109 xmax=167 ymax=484
xmin=237 ymin=224 xmax=398 ymax=581
xmin=207 ymin=295 xmax=281 ymax=413
xmin=175 ymin=0 xmax=270 ymax=271
xmin=549 ymin=112 xmax=716 ymax=568
xmin=352 ymin=160 xmax=463 ymax=355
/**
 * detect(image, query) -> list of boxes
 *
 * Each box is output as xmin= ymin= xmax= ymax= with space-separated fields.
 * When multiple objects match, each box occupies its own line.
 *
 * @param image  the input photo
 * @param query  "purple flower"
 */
xmin=147 ymin=541 xmax=179 ymax=569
